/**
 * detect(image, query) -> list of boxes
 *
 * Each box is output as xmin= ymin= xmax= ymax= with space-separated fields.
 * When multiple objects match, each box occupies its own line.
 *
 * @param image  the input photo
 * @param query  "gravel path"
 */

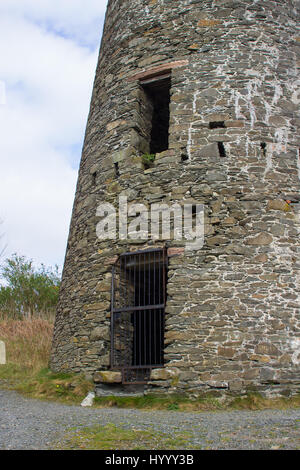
xmin=0 ymin=389 xmax=299 ymax=450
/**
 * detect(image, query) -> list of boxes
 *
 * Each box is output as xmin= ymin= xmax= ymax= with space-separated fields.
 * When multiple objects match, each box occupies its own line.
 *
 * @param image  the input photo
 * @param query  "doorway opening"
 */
xmin=111 ymin=248 xmax=167 ymax=384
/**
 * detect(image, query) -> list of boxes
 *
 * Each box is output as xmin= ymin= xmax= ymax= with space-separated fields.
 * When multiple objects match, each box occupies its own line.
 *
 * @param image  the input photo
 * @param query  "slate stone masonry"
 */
xmin=51 ymin=0 xmax=300 ymax=396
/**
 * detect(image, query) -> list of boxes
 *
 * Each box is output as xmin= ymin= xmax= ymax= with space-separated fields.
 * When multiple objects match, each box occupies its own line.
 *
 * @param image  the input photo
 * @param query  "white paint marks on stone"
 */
xmin=290 ymin=338 xmax=300 ymax=365
xmin=246 ymin=79 xmax=260 ymax=128
xmin=297 ymin=148 xmax=300 ymax=182
xmin=0 ymin=341 xmax=6 ymax=365
xmin=272 ymin=83 xmax=283 ymax=106
xmin=264 ymin=100 xmax=272 ymax=125
xmin=231 ymin=90 xmax=245 ymax=120
xmin=187 ymin=125 xmax=193 ymax=161
xmin=263 ymin=144 xmax=273 ymax=181
xmin=234 ymin=91 xmax=242 ymax=119
xmin=81 ymin=391 xmax=95 ymax=407
xmin=216 ymin=63 xmax=225 ymax=76
xmin=187 ymin=91 xmax=200 ymax=160
xmin=274 ymin=128 xmax=288 ymax=153
xmin=245 ymin=135 xmax=252 ymax=159
xmin=192 ymin=90 xmax=199 ymax=115
xmin=291 ymin=79 xmax=300 ymax=104
xmin=244 ymin=7 xmax=256 ymax=21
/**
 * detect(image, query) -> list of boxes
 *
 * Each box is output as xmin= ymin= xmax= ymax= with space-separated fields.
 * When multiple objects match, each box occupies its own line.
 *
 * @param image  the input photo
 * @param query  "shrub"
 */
xmin=0 ymin=254 xmax=61 ymax=319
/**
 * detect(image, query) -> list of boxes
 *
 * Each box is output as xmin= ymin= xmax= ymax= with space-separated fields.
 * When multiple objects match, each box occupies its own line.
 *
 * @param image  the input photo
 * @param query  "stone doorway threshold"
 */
xmin=95 ymin=383 xmax=145 ymax=397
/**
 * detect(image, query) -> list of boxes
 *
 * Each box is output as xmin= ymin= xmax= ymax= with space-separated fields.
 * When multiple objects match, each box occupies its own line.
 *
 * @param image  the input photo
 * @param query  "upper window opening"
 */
xmin=140 ymin=74 xmax=171 ymax=155
xmin=209 ymin=121 xmax=225 ymax=129
xmin=92 ymin=171 xmax=97 ymax=186
xmin=260 ymin=142 xmax=267 ymax=158
xmin=114 ymin=162 xmax=120 ymax=178
xmin=218 ymin=142 xmax=227 ymax=158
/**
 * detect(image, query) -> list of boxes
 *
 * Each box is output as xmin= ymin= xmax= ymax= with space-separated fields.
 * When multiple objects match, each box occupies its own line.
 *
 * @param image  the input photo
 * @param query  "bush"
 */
xmin=0 ymin=254 xmax=61 ymax=319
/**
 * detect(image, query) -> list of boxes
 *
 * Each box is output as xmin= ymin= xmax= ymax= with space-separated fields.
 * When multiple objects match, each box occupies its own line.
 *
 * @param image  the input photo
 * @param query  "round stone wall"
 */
xmin=51 ymin=0 xmax=300 ymax=396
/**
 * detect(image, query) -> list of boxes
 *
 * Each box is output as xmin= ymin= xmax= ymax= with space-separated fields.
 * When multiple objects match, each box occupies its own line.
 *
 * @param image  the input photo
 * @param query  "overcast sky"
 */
xmin=0 ymin=0 xmax=108 ymax=276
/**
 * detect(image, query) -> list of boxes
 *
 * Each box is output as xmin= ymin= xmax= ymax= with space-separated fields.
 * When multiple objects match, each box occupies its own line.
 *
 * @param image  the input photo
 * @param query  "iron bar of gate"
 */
xmin=133 ymin=256 xmax=137 ymax=366
xmin=121 ymin=364 xmax=163 ymax=369
xmin=112 ymin=305 xmax=164 ymax=313
xmin=120 ymin=247 xmax=164 ymax=256
xmin=110 ymin=264 xmax=116 ymax=368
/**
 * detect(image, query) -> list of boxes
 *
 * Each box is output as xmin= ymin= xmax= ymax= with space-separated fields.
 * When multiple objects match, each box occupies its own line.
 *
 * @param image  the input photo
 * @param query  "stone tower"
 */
xmin=51 ymin=0 xmax=300 ymax=397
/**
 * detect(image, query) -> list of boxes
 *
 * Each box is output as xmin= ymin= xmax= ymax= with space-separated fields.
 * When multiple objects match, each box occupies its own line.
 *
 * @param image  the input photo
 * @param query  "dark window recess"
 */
xmin=218 ymin=142 xmax=227 ymax=158
xmin=141 ymin=75 xmax=171 ymax=154
xmin=92 ymin=171 xmax=97 ymax=185
xmin=209 ymin=121 xmax=225 ymax=129
xmin=181 ymin=152 xmax=189 ymax=162
xmin=111 ymin=248 xmax=168 ymax=385
xmin=114 ymin=162 xmax=120 ymax=177
xmin=260 ymin=142 xmax=267 ymax=157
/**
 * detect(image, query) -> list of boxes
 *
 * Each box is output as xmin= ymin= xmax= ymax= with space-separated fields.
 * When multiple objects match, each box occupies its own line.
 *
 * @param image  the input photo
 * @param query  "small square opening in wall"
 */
xmin=181 ymin=152 xmax=189 ymax=162
xmin=218 ymin=142 xmax=227 ymax=158
xmin=114 ymin=162 xmax=120 ymax=178
xmin=209 ymin=121 xmax=225 ymax=129
xmin=140 ymin=74 xmax=171 ymax=154
xmin=260 ymin=142 xmax=267 ymax=157
xmin=92 ymin=171 xmax=97 ymax=186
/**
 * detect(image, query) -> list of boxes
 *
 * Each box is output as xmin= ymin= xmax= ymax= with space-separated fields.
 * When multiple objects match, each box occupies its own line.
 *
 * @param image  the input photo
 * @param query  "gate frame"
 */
xmin=110 ymin=247 xmax=168 ymax=384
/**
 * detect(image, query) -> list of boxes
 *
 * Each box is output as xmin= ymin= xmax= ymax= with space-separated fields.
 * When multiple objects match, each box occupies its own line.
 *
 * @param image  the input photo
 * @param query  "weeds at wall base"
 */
xmin=0 ymin=365 xmax=94 ymax=404
xmin=93 ymin=391 xmax=300 ymax=412
xmin=1 ymin=363 xmax=299 ymax=410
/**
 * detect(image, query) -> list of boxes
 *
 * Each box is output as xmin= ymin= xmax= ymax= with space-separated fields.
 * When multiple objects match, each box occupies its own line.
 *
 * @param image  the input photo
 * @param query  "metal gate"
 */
xmin=111 ymin=248 xmax=167 ymax=384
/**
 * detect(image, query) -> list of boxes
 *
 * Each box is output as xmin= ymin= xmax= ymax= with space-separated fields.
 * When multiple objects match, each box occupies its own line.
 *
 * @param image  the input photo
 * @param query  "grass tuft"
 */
xmin=229 ymin=392 xmax=300 ymax=411
xmin=55 ymin=423 xmax=192 ymax=450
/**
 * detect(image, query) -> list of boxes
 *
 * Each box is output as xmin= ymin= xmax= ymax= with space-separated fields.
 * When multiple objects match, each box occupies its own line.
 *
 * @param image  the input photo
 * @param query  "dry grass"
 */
xmin=0 ymin=317 xmax=54 ymax=370
xmin=0 ymin=315 xmax=93 ymax=403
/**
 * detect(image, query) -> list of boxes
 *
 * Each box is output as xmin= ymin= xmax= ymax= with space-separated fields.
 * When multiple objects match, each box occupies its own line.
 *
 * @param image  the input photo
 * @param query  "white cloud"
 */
xmin=0 ymin=1 xmax=108 ymax=275
xmin=0 ymin=0 xmax=108 ymax=48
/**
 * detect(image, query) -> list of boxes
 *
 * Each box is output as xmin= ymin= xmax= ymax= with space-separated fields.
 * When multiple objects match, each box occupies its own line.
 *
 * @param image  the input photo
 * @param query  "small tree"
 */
xmin=0 ymin=254 xmax=61 ymax=319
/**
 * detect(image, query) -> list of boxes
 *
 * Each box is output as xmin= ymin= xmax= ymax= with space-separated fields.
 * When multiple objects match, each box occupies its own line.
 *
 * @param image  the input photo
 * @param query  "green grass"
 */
xmin=93 ymin=393 xmax=223 ymax=411
xmin=229 ymin=392 xmax=300 ymax=410
xmin=55 ymin=423 xmax=193 ymax=450
xmin=141 ymin=152 xmax=156 ymax=168
xmin=0 ymin=365 xmax=93 ymax=404
xmin=93 ymin=392 xmax=300 ymax=412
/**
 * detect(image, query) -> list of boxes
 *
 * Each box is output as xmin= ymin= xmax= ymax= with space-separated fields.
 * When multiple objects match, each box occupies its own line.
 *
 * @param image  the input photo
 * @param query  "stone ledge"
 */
xmin=167 ymin=247 xmax=185 ymax=257
xmin=150 ymin=368 xmax=179 ymax=381
xmin=128 ymin=60 xmax=189 ymax=82
xmin=94 ymin=371 xmax=122 ymax=384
